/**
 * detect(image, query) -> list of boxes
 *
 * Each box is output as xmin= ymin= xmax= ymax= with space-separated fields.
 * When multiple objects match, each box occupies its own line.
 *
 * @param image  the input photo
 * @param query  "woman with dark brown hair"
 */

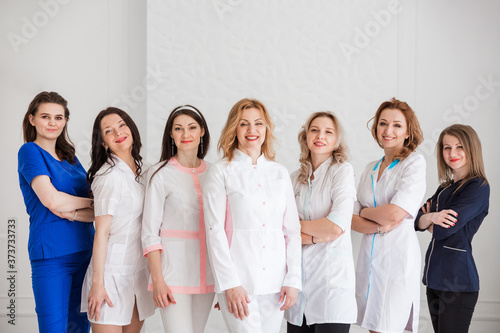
xmin=142 ymin=105 xmax=214 ymax=333
xmin=18 ymin=91 xmax=95 ymax=333
xmin=352 ymin=98 xmax=426 ymax=333
xmin=81 ymin=107 xmax=155 ymax=333
xmin=415 ymin=124 xmax=489 ymax=333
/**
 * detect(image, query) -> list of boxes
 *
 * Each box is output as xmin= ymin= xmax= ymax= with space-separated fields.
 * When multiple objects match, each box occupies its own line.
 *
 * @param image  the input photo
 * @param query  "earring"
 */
xmin=171 ymin=138 xmax=175 ymax=153
xmin=200 ymin=137 xmax=204 ymax=155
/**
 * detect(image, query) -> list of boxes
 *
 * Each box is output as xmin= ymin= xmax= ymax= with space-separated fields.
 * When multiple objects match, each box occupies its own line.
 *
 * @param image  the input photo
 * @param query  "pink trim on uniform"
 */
xmin=169 ymin=157 xmax=207 ymax=174
xmin=143 ymin=243 xmax=163 ymax=257
xmin=158 ymin=157 xmax=212 ymax=294
xmin=225 ymin=195 xmax=233 ymax=248
xmin=148 ymin=283 xmax=215 ymax=294
xmin=160 ymin=229 xmax=200 ymax=239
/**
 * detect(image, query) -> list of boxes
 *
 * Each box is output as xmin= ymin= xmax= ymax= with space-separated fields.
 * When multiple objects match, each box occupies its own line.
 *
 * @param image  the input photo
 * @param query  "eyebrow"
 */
xmin=379 ymin=118 xmax=403 ymax=123
xmin=39 ymin=112 xmax=64 ymax=117
xmin=239 ymin=118 xmax=263 ymax=122
xmin=102 ymin=119 xmax=124 ymax=130
xmin=310 ymin=126 xmax=335 ymax=130
xmin=174 ymin=122 xmax=198 ymax=126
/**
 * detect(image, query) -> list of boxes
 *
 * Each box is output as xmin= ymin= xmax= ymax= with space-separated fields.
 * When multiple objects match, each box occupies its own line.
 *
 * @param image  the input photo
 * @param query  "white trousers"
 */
xmin=218 ymin=292 xmax=284 ymax=333
xmin=159 ymin=292 xmax=215 ymax=333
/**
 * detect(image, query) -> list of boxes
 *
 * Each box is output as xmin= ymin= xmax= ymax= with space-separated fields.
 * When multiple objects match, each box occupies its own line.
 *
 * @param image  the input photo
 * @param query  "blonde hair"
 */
xmin=370 ymin=97 xmax=423 ymax=160
xmin=218 ymin=98 xmax=276 ymax=162
xmin=297 ymin=112 xmax=349 ymax=184
xmin=437 ymin=124 xmax=488 ymax=188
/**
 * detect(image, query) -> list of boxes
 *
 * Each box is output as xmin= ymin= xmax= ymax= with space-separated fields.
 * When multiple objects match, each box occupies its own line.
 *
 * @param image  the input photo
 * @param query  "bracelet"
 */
xmin=377 ymin=225 xmax=387 ymax=236
xmin=311 ymin=236 xmax=316 ymax=244
xmin=72 ymin=210 xmax=78 ymax=221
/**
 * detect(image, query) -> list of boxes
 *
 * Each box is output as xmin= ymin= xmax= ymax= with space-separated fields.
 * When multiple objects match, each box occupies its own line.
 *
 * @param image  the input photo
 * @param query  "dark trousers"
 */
xmin=287 ymin=316 xmax=350 ymax=333
xmin=31 ymin=250 xmax=91 ymax=333
xmin=426 ymin=287 xmax=479 ymax=333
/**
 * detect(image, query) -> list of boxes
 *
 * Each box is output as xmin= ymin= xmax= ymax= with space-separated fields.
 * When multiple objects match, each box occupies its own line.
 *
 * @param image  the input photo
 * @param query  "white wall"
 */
xmin=0 ymin=0 xmax=498 ymax=332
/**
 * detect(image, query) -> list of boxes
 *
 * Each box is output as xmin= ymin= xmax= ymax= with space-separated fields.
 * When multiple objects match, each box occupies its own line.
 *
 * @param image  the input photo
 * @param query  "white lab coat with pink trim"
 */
xmin=142 ymin=158 xmax=214 ymax=294
xmin=354 ymin=152 xmax=425 ymax=333
xmin=81 ymin=155 xmax=155 ymax=325
xmin=203 ymin=149 xmax=302 ymax=295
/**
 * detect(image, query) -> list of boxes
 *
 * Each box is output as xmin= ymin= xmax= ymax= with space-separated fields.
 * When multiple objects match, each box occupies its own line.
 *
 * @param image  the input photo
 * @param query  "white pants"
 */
xmin=218 ymin=292 xmax=284 ymax=333
xmin=159 ymin=292 xmax=215 ymax=333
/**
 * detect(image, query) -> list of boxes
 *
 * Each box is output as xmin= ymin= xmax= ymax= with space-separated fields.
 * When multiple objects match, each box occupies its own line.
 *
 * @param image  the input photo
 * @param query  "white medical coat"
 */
xmin=142 ymin=158 xmax=214 ymax=294
xmin=285 ymin=159 xmax=357 ymax=326
xmin=203 ymin=149 xmax=302 ymax=295
xmin=354 ymin=152 xmax=425 ymax=333
xmin=81 ymin=155 xmax=155 ymax=325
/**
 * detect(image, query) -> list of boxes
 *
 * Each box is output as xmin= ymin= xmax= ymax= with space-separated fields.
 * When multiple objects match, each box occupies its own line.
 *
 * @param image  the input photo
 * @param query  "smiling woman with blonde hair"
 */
xmin=285 ymin=111 xmax=357 ymax=333
xmin=203 ymin=98 xmax=302 ymax=333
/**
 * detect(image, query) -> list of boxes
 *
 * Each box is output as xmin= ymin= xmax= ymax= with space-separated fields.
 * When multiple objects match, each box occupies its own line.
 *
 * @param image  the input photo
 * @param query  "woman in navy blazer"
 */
xmin=415 ymin=124 xmax=489 ymax=333
xmin=18 ymin=92 xmax=95 ymax=333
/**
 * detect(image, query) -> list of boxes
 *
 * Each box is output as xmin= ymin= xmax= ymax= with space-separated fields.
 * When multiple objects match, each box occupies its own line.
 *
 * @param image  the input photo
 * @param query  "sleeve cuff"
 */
xmin=143 ymin=243 xmax=163 ymax=257
xmin=326 ymin=211 xmax=349 ymax=232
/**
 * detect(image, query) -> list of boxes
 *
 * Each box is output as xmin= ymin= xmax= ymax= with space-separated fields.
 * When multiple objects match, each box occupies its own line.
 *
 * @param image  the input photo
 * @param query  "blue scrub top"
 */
xmin=18 ymin=142 xmax=95 ymax=261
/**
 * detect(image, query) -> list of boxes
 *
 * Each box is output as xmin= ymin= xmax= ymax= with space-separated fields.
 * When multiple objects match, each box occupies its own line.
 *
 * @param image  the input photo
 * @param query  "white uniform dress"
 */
xmin=81 ymin=155 xmax=155 ymax=325
xmin=203 ymin=149 xmax=302 ymax=332
xmin=142 ymin=157 xmax=214 ymax=293
xmin=203 ymin=150 xmax=302 ymax=294
xmin=285 ymin=158 xmax=357 ymax=326
xmin=354 ymin=152 xmax=425 ymax=333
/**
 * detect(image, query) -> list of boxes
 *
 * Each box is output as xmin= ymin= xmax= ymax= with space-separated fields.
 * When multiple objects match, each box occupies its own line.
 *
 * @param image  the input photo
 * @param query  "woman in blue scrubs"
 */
xmin=18 ymin=91 xmax=95 ymax=333
xmin=415 ymin=124 xmax=489 ymax=333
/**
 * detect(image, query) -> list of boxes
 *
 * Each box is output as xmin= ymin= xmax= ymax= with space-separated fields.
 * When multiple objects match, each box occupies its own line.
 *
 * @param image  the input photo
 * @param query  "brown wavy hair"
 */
xmin=87 ymin=107 xmax=143 ymax=185
xmin=218 ymin=98 xmax=276 ymax=162
xmin=22 ymin=91 xmax=76 ymax=164
xmin=297 ymin=111 xmax=349 ymax=184
xmin=369 ymin=97 xmax=423 ymax=160
xmin=437 ymin=124 xmax=488 ymax=188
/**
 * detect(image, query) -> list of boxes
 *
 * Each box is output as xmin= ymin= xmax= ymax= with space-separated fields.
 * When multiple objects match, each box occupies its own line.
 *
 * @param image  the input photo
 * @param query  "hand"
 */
xmin=279 ymin=286 xmax=298 ymax=311
xmin=88 ymin=283 xmax=113 ymax=322
xmin=378 ymin=219 xmax=403 ymax=233
xmin=152 ymin=279 xmax=176 ymax=308
xmin=421 ymin=200 xmax=431 ymax=214
xmin=431 ymin=209 xmax=458 ymax=228
xmin=225 ymin=286 xmax=250 ymax=320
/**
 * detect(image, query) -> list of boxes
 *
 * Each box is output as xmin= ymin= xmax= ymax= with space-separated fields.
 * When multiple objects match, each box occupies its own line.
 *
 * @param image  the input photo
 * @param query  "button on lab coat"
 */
xmin=142 ymin=158 xmax=214 ymax=294
xmin=203 ymin=149 xmax=302 ymax=295
xmin=285 ymin=159 xmax=357 ymax=326
xmin=354 ymin=152 xmax=425 ymax=333
xmin=81 ymin=155 xmax=155 ymax=325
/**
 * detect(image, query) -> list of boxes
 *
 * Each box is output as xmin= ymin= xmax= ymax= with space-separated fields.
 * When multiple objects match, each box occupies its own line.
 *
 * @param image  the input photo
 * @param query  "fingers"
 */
xmin=279 ymin=288 xmax=286 ymax=303
xmin=104 ymin=294 xmax=113 ymax=308
xmin=167 ymin=291 xmax=176 ymax=305
xmin=93 ymin=302 xmax=102 ymax=322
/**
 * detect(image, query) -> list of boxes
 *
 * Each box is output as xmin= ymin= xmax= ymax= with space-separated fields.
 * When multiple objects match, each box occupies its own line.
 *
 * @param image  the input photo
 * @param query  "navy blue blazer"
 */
xmin=415 ymin=177 xmax=489 ymax=292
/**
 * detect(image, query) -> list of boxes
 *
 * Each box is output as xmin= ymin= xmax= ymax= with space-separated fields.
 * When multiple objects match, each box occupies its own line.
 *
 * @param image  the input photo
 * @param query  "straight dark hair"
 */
xmin=87 ymin=107 xmax=143 ymax=186
xmin=22 ymin=91 xmax=76 ymax=164
xmin=150 ymin=105 xmax=210 ymax=181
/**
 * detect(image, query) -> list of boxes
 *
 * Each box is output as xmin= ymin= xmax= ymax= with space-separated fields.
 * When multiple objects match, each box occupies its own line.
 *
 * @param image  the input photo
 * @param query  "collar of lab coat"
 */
xmin=233 ymin=148 xmax=266 ymax=165
xmin=169 ymin=157 xmax=207 ymax=174
xmin=108 ymin=153 xmax=136 ymax=176
xmin=309 ymin=156 xmax=334 ymax=181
